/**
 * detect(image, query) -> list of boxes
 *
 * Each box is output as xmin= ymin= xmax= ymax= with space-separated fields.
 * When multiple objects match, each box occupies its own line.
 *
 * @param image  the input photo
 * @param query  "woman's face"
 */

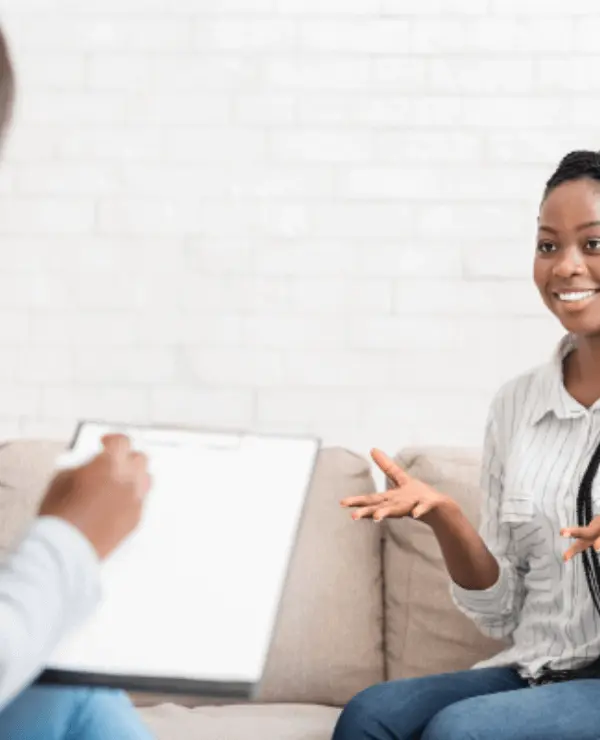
xmin=534 ymin=178 xmax=600 ymax=337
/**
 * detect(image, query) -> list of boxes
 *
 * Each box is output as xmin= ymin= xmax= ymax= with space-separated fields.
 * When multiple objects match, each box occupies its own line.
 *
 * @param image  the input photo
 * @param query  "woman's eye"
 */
xmin=587 ymin=238 xmax=600 ymax=251
xmin=537 ymin=241 xmax=556 ymax=254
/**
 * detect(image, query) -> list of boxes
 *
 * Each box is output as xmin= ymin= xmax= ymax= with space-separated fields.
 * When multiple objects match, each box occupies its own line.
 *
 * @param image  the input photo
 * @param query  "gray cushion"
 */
xmin=0 ymin=440 xmax=66 ymax=555
xmin=257 ymin=447 xmax=384 ymax=706
xmin=383 ymin=447 xmax=506 ymax=680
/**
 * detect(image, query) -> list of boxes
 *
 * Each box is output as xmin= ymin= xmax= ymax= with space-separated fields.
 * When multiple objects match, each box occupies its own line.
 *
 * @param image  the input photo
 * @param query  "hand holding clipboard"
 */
xmin=40 ymin=434 xmax=151 ymax=560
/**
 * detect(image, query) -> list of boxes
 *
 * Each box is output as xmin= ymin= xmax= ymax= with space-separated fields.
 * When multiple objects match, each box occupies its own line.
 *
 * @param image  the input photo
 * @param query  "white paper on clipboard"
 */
xmin=44 ymin=421 xmax=320 ymax=691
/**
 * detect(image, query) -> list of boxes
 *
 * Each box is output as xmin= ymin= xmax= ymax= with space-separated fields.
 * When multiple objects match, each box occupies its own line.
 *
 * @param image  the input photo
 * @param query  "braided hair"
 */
xmin=543 ymin=150 xmax=600 ymax=201
xmin=0 ymin=27 xmax=14 ymax=150
xmin=578 ymin=447 xmax=600 ymax=620
xmin=533 ymin=448 xmax=600 ymax=685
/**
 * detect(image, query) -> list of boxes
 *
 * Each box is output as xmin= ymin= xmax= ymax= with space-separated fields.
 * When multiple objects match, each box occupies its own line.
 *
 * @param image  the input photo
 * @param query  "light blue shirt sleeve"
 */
xmin=0 ymin=516 xmax=101 ymax=711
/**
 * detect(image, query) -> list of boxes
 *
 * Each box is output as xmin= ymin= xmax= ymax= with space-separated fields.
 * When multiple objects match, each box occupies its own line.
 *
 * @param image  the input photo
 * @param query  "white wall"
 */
xmin=0 ymin=0 xmax=589 ymax=459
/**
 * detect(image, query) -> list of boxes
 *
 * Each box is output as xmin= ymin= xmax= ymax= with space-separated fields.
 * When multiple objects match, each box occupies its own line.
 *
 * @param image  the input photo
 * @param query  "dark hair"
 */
xmin=543 ymin=150 xmax=600 ymax=200
xmin=0 ymin=27 xmax=14 ymax=148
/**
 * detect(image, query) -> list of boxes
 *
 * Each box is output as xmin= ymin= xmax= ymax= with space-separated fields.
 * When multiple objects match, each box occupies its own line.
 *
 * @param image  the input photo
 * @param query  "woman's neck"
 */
xmin=564 ymin=333 xmax=600 ymax=408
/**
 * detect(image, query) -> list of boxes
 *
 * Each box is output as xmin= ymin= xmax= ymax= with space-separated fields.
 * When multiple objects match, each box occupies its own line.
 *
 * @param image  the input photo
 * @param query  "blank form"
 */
xmin=42 ymin=421 xmax=319 ymax=694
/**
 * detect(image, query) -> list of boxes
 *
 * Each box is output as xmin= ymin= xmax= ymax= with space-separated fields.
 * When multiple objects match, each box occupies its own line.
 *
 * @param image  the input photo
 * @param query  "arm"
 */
xmin=0 ymin=517 xmax=101 ymax=711
xmin=443 ymin=409 xmax=526 ymax=639
xmin=342 ymin=406 xmax=526 ymax=639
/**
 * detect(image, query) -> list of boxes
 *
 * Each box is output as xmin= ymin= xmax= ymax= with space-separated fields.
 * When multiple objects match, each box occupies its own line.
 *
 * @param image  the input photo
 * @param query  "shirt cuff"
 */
xmin=450 ymin=561 xmax=511 ymax=616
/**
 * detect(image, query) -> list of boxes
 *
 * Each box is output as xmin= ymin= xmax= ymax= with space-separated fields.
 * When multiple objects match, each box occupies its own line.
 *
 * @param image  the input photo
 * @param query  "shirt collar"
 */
xmin=530 ymin=333 xmax=582 ymax=426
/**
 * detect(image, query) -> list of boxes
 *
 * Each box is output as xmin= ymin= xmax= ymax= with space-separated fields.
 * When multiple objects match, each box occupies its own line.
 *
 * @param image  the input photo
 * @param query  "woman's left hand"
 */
xmin=562 ymin=517 xmax=600 ymax=562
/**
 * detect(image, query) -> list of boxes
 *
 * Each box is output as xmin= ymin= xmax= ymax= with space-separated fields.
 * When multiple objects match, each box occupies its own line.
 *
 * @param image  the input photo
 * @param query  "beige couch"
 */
xmin=0 ymin=440 xmax=506 ymax=740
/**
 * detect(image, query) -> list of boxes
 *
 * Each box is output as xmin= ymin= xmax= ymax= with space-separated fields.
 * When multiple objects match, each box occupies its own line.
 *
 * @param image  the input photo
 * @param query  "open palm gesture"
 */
xmin=340 ymin=448 xmax=454 ymax=523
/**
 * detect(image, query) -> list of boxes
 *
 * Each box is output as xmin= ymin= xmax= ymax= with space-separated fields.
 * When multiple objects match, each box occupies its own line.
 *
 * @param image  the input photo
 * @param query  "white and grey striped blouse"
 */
xmin=452 ymin=333 xmax=600 ymax=681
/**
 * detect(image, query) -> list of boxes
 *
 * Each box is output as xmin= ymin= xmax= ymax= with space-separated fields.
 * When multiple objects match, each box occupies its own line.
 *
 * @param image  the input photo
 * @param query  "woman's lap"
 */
xmin=333 ymin=667 xmax=600 ymax=740
xmin=425 ymin=678 xmax=600 ymax=740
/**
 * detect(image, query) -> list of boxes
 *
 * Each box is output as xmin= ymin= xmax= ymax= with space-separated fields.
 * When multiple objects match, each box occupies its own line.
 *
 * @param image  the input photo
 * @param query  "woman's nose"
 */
xmin=552 ymin=245 xmax=585 ymax=277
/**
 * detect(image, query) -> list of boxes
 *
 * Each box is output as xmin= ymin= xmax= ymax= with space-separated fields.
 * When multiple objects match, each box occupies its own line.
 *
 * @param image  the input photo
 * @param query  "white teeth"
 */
xmin=557 ymin=290 xmax=597 ymax=302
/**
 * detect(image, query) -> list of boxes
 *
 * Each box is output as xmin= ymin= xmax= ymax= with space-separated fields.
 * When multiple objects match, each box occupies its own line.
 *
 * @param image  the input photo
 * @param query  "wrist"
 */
xmin=420 ymin=496 xmax=462 ymax=530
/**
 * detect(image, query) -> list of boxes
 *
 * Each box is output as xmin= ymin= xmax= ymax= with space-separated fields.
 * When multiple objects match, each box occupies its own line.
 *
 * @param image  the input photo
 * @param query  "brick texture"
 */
xmin=0 ymin=1 xmax=578 ymax=459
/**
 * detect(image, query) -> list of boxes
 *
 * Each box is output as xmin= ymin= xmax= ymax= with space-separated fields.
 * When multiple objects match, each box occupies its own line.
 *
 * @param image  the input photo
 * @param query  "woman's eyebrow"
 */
xmin=538 ymin=220 xmax=600 ymax=234
xmin=576 ymin=220 xmax=600 ymax=231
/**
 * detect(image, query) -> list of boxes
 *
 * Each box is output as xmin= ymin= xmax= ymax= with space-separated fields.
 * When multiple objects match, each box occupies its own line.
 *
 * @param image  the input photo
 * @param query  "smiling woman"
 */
xmin=537 ymin=158 xmax=600 ymax=311
xmin=536 ymin=153 xmax=600 ymax=408
xmin=333 ymin=151 xmax=600 ymax=740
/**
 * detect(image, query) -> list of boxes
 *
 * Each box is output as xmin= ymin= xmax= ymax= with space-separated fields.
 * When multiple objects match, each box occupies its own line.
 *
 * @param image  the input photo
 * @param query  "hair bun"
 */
xmin=544 ymin=150 xmax=600 ymax=197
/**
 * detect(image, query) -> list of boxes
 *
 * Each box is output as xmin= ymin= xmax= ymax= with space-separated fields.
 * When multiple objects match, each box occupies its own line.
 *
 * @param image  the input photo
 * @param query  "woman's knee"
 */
xmin=333 ymin=682 xmax=415 ymax=740
xmin=333 ymin=685 xmax=384 ymax=739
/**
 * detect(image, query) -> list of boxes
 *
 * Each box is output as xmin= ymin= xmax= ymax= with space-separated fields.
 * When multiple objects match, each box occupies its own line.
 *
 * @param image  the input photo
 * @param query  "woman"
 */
xmin=0 ymin=33 xmax=153 ymax=740
xmin=335 ymin=150 xmax=600 ymax=740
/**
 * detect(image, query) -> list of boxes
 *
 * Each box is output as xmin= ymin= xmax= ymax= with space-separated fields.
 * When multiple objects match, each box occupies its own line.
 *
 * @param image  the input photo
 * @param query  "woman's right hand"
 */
xmin=342 ymin=448 xmax=501 ymax=593
xmin=39 ymin=434 xmax=152 ymax=560
xmin=341 ymin=448 xmax=459 ymax=525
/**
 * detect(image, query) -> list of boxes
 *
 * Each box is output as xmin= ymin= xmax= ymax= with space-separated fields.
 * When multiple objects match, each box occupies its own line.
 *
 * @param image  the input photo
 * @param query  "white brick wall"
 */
xmin=0 ymin=0 xmax=591 ymax=464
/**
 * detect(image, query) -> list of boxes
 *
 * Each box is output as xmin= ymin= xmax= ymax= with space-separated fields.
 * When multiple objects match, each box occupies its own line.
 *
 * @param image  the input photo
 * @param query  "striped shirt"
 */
xmin=452 ymin=333 xmax=600 ymax=681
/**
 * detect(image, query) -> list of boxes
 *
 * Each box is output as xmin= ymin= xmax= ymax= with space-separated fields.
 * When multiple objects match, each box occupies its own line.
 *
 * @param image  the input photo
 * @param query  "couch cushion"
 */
xmin=257 ymin=447 xmax=384 ymax=707
xmin=140 ymin=703 xmax=340 ymax=740
xmin=0 ymin=440 xmax=66 ymax=556
xmin=383 ymin=447 xmax=506 ymax=680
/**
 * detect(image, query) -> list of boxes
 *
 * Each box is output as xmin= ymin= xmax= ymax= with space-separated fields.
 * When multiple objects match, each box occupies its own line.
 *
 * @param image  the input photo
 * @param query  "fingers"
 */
xmin=412 ymin=501 xmax=434 ymax=520
xmin=561 ymin=516 xmax=600 ymax=562
xmin=347 ymin=494 xmax=414 ymax=521
xmin=373 ymin=499 xmax=429 ymax=521
xmin=101 ymin=435 xmax=147 ymax=472
xmin=373 ymin=506 xmax=395 ymax=522
xmin=561 ymin=525 xmax=592 ymax=539
xmin=341 ymin=493 xmax=387 ymax=508
xmin=562 ymin=528 xmax=600 ymax=562
xmin=128 ymin=450 xmax=148 ymax=474
xmin=128 ymin=451 xmax=151 ymax=494
xmin=101 ymin=434 xmax=132 ymax=461
xmin=564 ymin=538 xmax=592 ymax=562
xmin=352 ymin=505 xmax=381 ymax=521
xmin=370 ymin=449 xmax=409 ymax=487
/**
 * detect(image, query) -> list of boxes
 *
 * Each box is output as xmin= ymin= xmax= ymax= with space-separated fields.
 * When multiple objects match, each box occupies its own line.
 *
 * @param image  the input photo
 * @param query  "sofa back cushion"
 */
xmin=383 ymin=447 xmax=507 ymax=680
xmin=257 ymin=447 xmax=384 ymax=706
xmin=0 ymin=440 xmax=66 ymax=556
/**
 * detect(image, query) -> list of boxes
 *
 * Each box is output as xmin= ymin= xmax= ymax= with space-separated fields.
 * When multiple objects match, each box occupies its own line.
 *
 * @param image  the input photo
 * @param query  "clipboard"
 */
xmin=36 ymin=420 xmax=320 ymax=699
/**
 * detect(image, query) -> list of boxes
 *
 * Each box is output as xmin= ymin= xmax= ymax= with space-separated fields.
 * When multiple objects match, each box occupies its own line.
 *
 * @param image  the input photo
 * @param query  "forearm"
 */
xmin=0 ymin=517 xmax=101 ymax=711
xmin=423 ymin=501 xmax=500 ymax=590
xmin=423 ymin=499 xmax=522 ymax=638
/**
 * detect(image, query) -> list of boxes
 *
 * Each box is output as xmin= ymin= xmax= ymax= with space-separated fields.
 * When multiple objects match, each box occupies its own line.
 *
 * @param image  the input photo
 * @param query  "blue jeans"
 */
xmin=0 ymin=685 xmax=153 ymax=739
xmin=333 ymin=666 xmax=600 ymax=740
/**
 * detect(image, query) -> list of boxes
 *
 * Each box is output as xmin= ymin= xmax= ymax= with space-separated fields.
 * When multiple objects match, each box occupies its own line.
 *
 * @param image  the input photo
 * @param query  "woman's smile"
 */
xmin=552 ymin=287 xmax=600 ymax=310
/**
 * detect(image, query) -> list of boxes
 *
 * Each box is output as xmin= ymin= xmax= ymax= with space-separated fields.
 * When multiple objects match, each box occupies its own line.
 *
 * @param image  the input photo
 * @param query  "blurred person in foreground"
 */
xmin=0 ymin=29 xmax=155 ymax=740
